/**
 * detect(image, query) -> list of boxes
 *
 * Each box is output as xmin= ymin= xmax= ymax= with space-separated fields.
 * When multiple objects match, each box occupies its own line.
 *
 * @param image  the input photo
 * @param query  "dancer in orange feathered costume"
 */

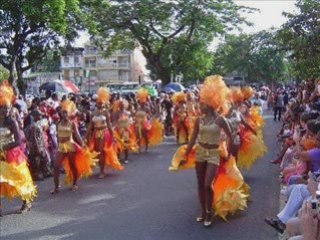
xmin=113 ymin=99 xmax=138 ymax=163
xmin=238 ymin=100 xmax=267 ymax=170
xmin=134 ymin=88 xmax=163 ymax=152
xmin=51 ymin=99 xmax=98 ymax=194
xmin=169 ymin=76 xmax=251 ymax=224
xmin=225 ymin=87 xmax=257 ymax=162
xmin=172 ymin=92 xmax=191 ymax=144
xmin=0 ymin=82 xmax=37 ymax=216
xmin=87 ymin=88 xmax=124 ymax=178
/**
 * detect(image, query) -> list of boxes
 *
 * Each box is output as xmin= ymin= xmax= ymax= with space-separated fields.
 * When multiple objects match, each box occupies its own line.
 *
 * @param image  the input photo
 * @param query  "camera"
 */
xmin=311 ymin=199 xmax=320 ymax=216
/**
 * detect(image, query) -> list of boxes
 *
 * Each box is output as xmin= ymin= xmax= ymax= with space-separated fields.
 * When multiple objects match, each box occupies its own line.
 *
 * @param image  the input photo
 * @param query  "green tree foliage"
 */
xmin=214 ymin=31 xmax=289 ymax=83
xmin=0 ymin=65 xmax=9 ymax=82
xmin=0 ymin=0 xmax=84 ymax=93
xmin=34 ymin=50 xmax=61 ymax=73
xmin=277 ymin=0 xmax=320 ymax=79
xmin=85 ymin=0 xmax=253 ymax=85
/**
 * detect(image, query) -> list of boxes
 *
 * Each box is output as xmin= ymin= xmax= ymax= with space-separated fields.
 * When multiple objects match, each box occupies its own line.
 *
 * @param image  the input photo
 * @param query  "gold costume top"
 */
xmin=228 ymin=110 xmax=242 ymax=145
xmin=57 ymin=123 xmax=75 ymax=153
xmin=136 ymin=110 xmax=147 ymax=121
xmin=228 ymin=110 xmax=241 ymax=133
xmin=186 ymin=102 xmax=195 ymax=115
xmin=92 ymin=115 xmax=107 ymax=129
xmin=0 ymin=127 xmax=14 ymax=150
xmin=198 ymin=120 xmax=220 ymax=145
xmin=57 ymin=123 xmax=73 ymax=139
xmin=118 ymin=115 xmax=130 ymax=129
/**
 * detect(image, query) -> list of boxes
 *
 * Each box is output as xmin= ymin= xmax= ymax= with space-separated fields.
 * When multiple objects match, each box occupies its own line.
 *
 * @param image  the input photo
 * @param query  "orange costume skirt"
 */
xmin=114 ymin=124 xmax=138 ymax=153
xmin=134 ymin=118 xmax=164 ymax=147
xmin=59 ymin=142 xmax=98 ymax=185
xmin=169 ymin=142 xmax=250 ymax=220
xmin=237 ymin=118 xmax=268 ymax=169
xmin=89 ymin=129 xmax=124 ymax=171
xmin=173 ymin=115 xmax=194 ymax=144
xmin=0 ymin=147 xmax=37 ymax=202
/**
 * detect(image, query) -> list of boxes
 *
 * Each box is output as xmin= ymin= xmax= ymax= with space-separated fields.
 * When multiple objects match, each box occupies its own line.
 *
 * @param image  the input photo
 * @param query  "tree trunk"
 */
xmin=157 ymin=69 xmax=171 ymax=87
xmin=16 ymin=64 xmax=26 ymax=96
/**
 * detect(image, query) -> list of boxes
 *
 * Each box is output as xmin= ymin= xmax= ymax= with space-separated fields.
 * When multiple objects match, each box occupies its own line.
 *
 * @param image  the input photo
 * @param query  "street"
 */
xmin=1 ymin=113 xmax=281 ymax=240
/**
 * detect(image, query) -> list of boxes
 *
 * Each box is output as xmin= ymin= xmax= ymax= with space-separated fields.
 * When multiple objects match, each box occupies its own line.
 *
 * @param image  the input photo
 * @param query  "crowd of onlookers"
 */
xmin=264 ymin=79 xmax=320 ymax=240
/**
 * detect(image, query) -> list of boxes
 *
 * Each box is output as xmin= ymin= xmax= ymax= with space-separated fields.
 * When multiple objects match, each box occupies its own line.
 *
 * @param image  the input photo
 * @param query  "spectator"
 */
xmin=274 ymin=90 xmax=284 ymax=121
xmin=265 ymin=172 xmax=319 ymax=234
xmin=26 ymin=110 xmax=52 ymax=181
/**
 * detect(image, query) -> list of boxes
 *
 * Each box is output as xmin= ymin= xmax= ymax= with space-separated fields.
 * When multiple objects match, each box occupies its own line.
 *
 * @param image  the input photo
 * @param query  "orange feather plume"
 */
xmin=172 ymin=92 xmax=187 ymax=105
xmin=0 ymin=81 xmax=15 ymax=106
xmin=97 ymin=87 xmax=110 ymax=104
xmin=242 ymin=87 xmax=254 ymax=100
xmin=137 ymin=88 xmax=149 ymax=103
xmin=230 ymin=87 xmax=244 ymax=103
xmin=200 ymin=75 xmax=230 ymax=111
xmin=61 ymin=99 xmax=77 ymax=115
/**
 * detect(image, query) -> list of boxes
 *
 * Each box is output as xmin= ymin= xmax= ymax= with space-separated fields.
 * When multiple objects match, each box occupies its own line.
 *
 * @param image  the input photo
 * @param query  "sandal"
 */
xmin=71 ymin=185 xmax=78 ymax=192
xmin=98 ymin=173 xmax=106 ymax=179
xmin=50 ymin=187 xmax=60 ymax=195
xmin=203 ymin=210 xmax=212 ymax=227
xmin=264 ymin=217 xmax=285 ymax=234
xmin=17 ymin=202 xmax=32 ymax=214
xmin=196 ymin=214 xmax=205 ymax=222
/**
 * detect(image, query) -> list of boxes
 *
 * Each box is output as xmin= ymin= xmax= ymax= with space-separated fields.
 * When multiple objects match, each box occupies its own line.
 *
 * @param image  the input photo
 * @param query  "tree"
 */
xmin=277 ymin=0 xmax=320 ymax=79
xmin=0 ymin=65 xmax=9 ymax=82
xmin=0 ymin=0 xmax=84 ymax=93
xmin=214 ymin=31 xmax=289 ymax=83
xmin=85 ymin=0 xmax=253 ymax=85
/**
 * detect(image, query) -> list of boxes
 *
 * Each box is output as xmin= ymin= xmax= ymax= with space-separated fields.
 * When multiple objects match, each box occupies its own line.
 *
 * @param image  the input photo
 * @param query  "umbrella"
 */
xmin=163 ymin=83 xmax=185 ymax=92
xmin=64 ymin=80 xmax=80 ymax=93
xmin=39 ymin=82 xmax=69 ymax=93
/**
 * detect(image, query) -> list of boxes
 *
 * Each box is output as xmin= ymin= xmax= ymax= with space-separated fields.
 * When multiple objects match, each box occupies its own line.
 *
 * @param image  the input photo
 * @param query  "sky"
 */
xmin=234 ymin=0 xmax=297 ymax=33
xmin=74 ymin=0 xmax=298 ymax=47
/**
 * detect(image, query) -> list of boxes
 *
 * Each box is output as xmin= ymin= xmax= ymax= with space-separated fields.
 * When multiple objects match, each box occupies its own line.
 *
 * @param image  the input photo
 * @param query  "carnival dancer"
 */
xmin=51 ymin=100 xmax=97 ymax=194
xmin=225 ymin=87 xmax=257 ymax=162
xmin=169 ymin=75 xmax=250 ymax=225
xmin=135 ymin=88 xmax=152 ymax=152
xmin=238 ymin=96 xmax=267 ymax=170
xmin=87 ymin=88 xmax=123 ymax=179
xmin=0 ymin=82 xmax=37 ymax=216
xmin=113 ymin=99 xmax=138 ymax=163
xmin=172 ymin=92 xmax=190 ymax=144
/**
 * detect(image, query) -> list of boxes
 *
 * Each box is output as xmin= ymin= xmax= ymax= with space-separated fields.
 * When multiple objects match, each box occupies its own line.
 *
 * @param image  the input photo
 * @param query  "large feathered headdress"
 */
xmin=137 ymin=88 xmax=149 ymax=103
xmin=230 ymin=86 xmax=244 ymax=103
xmin=112 ymin=99 xmax=129 ymax=112
xmin=172 ymin=92 xmax=187 ymax=105
xmin=61 ymin=99 xmax=77 ymax=115
xmin=0 ymin=81 xmax=15 ymax=106
xmin=242 ymin=87 xmax=254 ymax=100
xmin=200 ymin=75 xmax=230 ymax=111
xmin=97 ymin=87 xmax=110 ymax=104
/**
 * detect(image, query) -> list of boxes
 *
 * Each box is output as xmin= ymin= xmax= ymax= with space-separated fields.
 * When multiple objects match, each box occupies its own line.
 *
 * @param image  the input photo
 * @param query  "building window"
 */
xmin=64 ymin=56 xmax=69 ymax=63
xmin=74 ymin=57 xmax=79 ymax=64
xmin=74 ymin=70 xmax=80 ymax=77
xmin=85 ymin=58 xmax=96 ymax=67
xmin=64 ymin=70 xmax=70 ymax=80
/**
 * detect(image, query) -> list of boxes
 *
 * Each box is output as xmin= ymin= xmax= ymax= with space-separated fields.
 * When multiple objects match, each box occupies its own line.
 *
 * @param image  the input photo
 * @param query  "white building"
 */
xmin=60 ymin=47 xmax=85 ymax=87
xmin=60 ymin=43 xmax=150 ymax=93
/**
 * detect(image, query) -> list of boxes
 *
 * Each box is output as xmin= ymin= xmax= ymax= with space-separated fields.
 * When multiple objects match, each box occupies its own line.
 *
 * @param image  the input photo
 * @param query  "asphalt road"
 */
xmin=0 ymin=112 xmax=281 ymax=240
